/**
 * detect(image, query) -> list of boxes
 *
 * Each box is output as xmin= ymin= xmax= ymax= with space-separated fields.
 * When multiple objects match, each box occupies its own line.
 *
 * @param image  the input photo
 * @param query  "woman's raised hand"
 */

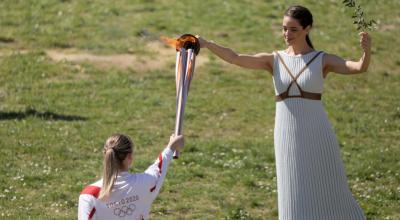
xmin=167 ymin=134 xmax=184 ymax=151
xmin=359 ymin=32 xmax=371 ymax=53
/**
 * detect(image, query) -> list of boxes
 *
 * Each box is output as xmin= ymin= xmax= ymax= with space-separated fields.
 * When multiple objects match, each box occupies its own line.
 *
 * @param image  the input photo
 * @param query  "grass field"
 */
xmin=0 ymin=0 xmax=399 ymax=219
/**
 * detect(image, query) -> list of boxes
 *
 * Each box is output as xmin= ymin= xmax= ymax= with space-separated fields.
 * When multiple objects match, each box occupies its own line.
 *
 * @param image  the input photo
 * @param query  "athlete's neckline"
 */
xmin=281 ymin=49 xmax=317 ymax=57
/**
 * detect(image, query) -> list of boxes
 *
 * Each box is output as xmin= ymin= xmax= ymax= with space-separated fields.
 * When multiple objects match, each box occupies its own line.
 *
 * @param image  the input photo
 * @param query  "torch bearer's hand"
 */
xmin=167 ymin=134 xmax=184 ymax=151
xmin=359 ymin=32 xmax=371 ymax=53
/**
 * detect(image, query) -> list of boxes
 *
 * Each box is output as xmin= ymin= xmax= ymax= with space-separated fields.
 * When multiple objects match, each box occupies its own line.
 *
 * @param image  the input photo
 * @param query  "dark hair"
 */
xmin=284 ymin=5 xmax=314 ymax=49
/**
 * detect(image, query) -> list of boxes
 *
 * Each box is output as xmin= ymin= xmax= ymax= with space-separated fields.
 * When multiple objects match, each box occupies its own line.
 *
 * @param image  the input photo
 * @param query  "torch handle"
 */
xmin=173 ymin=49 xmax=188 ymax=159
xmin=173 ymin=90 xmax=185 ymax=159
xmin=173 ymin=48 xmax=196 ymax=159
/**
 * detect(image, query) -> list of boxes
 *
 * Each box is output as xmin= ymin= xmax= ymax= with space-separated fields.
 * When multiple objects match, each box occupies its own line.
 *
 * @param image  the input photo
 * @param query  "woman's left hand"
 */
xmin=359 ymin=32 xmax=371 ymax=53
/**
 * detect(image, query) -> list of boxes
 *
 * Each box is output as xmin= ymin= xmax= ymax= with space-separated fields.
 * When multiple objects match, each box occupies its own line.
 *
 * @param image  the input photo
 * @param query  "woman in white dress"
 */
xmin=198 ymin=5 xmax=371 ymax=220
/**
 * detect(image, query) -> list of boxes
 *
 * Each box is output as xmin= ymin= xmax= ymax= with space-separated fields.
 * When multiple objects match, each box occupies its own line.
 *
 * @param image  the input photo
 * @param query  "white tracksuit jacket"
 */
xmin=78 ymin=147 xmax=174 ymax=220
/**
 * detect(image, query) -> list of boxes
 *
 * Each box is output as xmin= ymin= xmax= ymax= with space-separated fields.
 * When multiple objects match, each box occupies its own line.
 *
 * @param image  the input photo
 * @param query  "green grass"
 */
xmin=0 ymin=0 xmax=399 ymax=219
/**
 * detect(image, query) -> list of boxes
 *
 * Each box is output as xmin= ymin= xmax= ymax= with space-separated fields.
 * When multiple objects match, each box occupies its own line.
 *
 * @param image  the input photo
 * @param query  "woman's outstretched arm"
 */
xmin=323 ymin=32 xmax=371 ymax=77
xmin=198 ymin=36 xmax=274 ymax=73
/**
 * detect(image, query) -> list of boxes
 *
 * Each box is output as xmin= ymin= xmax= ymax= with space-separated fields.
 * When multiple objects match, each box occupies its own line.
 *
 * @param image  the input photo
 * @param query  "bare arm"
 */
xmin=323 ymin=32 xmax=371 ymax=77
xmin=198 ymin=36 xmax=274 ymax=73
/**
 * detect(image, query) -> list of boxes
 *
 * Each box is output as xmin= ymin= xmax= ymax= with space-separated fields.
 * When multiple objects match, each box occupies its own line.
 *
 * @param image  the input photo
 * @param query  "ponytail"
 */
xmin=99 ymin=148 xmax=119 ymax=200
xmin=306 ymin=34 xmax=314 ymax=49
xmin=98 ymin=134 xmax=133 ymax=201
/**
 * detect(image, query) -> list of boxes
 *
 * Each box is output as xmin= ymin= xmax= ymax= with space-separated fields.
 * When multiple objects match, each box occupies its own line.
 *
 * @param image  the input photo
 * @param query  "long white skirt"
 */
xmin=274 ymin=98 xmax=365 ymax=220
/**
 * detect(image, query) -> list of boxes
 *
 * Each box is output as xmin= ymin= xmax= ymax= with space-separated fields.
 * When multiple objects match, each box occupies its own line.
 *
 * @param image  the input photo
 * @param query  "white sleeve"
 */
xmin=78 ymin=194 xmax=96 ymax=220
xmin=144 ymin=147 xmax=174 ymax=198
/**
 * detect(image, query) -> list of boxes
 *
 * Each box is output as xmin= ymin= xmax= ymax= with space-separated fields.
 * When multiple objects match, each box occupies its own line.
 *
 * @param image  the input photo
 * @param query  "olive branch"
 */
xmin=343 ymin=0 xmax=376 ymax=31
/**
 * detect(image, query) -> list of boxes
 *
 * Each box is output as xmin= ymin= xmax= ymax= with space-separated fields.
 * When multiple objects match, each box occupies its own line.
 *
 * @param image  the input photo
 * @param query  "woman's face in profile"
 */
xmin=282 ymin=16 xmax=310 ymax=46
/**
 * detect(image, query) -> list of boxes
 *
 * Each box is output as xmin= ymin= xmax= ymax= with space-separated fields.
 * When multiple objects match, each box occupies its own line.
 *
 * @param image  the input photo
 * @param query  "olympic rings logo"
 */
xmin=113 ymin=204 xmax=136 ymax=217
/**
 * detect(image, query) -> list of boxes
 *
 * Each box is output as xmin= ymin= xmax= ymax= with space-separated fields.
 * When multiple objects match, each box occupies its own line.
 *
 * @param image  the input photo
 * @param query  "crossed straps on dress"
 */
xmin=275 ymin=51 xmax=323 ymax=102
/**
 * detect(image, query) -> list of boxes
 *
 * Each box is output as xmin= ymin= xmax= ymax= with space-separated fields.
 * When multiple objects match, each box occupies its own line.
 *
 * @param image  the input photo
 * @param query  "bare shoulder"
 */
xmin=322 ymin=53 xmax=333 ymax=76
xmin=254 ymin=52 xmax=274 ymax=62
xmin=323 ymin=52 xmax=347 ymax=64
xmin=323 ymin=52 xmax=341 ymax=61
xmin=322 ymin=52 xmax=348 ymax=76
xmin=253 ymin=52 xmax=275 ymax=73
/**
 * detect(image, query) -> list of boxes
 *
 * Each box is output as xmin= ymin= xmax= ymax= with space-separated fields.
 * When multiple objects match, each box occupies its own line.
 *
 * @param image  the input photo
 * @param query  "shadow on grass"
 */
xmin=0 ymin=108 xmax=87 ymax=121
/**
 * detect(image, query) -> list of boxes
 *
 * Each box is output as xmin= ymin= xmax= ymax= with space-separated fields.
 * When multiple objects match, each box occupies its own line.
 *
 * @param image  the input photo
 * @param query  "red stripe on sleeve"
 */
xmin=89 ymin=207 xmax=96 ymax=219
xmin=80 ymin=186 xmax=101 ymax=198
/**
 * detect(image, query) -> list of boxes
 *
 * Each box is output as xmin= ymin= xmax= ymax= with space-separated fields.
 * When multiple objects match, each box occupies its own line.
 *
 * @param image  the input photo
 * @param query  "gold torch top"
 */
xmin=161 ymin=34 xmax=200 ymax=55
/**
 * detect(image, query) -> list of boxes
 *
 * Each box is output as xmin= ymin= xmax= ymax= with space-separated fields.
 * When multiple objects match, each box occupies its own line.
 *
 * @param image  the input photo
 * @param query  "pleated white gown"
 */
xmin=272 ymin=50 xmax=365 ymax=220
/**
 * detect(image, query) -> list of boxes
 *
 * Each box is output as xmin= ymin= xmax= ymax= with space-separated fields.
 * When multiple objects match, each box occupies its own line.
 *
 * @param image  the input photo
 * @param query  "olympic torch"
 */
xmin=162 ymin=34 xmax=200 ymax=159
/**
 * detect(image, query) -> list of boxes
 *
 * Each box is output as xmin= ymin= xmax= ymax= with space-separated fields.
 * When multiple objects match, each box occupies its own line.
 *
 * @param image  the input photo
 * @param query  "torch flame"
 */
xmin=160 ymin=34 xmax=200 ymax=54
xmin=160 ymin=36 xmax=178 ymax=49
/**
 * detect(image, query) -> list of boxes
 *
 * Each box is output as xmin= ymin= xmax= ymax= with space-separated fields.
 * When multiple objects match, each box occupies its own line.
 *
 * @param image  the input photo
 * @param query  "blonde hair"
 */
xmin=98 ymin=134 xmax=133 ymax=201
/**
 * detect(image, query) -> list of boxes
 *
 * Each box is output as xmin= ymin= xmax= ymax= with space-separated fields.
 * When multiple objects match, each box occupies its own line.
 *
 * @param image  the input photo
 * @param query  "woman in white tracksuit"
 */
xmin=78 ymin=134 xmax=184 ymax=220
